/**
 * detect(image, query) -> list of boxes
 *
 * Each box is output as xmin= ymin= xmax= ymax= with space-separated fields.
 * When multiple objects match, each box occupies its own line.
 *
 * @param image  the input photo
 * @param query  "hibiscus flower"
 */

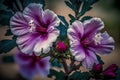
xmin=10 ymin=3 xmax=60 ymax=56
xmin=14 ymin=51 xmax=50 ymax=79
xmin=67 ymin=18 xmax=114 ymax=69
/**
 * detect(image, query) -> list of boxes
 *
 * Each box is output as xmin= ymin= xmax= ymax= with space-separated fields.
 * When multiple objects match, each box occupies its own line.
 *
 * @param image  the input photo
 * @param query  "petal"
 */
xmin=43 ymin=9 xmax=60 ymax=27
xmin=89 ymin=32 xmax=115 ymax=54
xmin=19 ymin=65 xmax=37 ymax=79
xmin=37 ymin=57 xmax=50 ymax=77
xmin=14 ymin=51 xmax=33 ymax=65
xmin=70 ymin=41 xmax=85 ymax=61
xmin=17 ymin=33 xmax=40 ymax=54
xmin=67 ymin=20 xmax=84 ymax=41
xmin=23 ymin=3 xmax=43 ymax=26
xmin=34 ymin=29 xmax=59 ymax=55
xmin=82 ymin=49 xmax=99 ymax=69
xmin=83 ymin=18 xmax=104 ymax=39
xmin=10 ymin=12 xmax=29 ymax=36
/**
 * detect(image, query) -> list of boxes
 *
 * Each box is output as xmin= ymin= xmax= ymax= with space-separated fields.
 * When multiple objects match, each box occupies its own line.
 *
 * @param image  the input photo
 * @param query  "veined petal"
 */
xmin=43 ymin=9 xmax=60 ymax=27
xmin=37 ymin=57 xmax=50 ymax=77
xmin=19 ymin=64 xmax=37 ymax=79
xmin=14 ymin=51 xmax=33 ymax=65
xmin=10 ymin=12 xmax=29 ymax=36
xmin=83 ymin=18 xmax=104 ymax=39
xmin=68 ymin=20 xmax=84 ymax=41
xmin=70 ymin=42 xmax=85 ymax=61
xmin=82 ymin=49 xmax=99 ymax=69
xmin=17 ymin=33 xmax=40 ymax=54
xmin=23 ymin=3 xmax=43 ymax=26
xmin=34 ymin=29 xmax=59 ymax=55
xmin=89 ymin=31 xmax=115 ymax=54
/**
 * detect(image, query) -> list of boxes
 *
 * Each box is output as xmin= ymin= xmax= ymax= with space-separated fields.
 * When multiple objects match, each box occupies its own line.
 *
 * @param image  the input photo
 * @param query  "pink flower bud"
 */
xmin=93 ymin=64 xmax=103 ymax=73
xmin=103 ymin=64 xmax=118 ymax=78
xmin=56 ymin=41 xmax=67 ymax=53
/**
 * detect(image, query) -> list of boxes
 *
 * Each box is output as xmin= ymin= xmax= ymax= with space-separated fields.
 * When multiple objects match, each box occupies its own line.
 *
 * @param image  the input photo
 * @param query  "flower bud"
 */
xmin=103 ymin=64 xmax=118 ymax=78
xmin=93 ymin=64 xmax=103 ymax=73
xmin=56 ymin=41 xmax=67 ymax=53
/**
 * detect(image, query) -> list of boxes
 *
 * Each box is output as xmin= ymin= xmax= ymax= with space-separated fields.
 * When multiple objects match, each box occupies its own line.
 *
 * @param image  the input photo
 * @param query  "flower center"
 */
xmin=36 ymin=26 xmax=47 ymax=35
xmin=28 ymin=19 xmax=36 ymax=32
xmin=28 ymin=19 xmax=47 ymax=35
xmin=81 ymin=38 xmax=91 ymax=47
xmin=93 ymin=33 xmax=103 ymax=45
xmin=81 ymin=33 xmax=103 ymax=47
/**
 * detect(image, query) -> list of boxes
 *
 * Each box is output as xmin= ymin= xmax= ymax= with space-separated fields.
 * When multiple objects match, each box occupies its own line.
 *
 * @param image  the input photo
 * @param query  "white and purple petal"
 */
xmin=10 ymin=12 xmax=29 ymax=36
xmin=88 ymin=31 xmax=115 ymax=54
xmin=37 ymin=57 xmax=50 ymax=77
xmin=34 ymin=28 xmax=59 ymax=55
xmin=17 ymin=33 xmax=40 ymax=55
xmin=82 ymin=49 xmax=99 ymax=69
xmin=42 ymin=9 xmax=60 ymax=27
xmin=23 ymin=3 xmax=43 ymax=26
xmin=83 ymin=18 xmax=104 ymax=39
xmin=68 ymin=20 xmax=84 ymax=41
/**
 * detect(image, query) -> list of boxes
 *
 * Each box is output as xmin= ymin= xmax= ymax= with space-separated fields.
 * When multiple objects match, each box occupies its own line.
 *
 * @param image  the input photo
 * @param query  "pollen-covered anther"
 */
xmin=93 ymin=33 xmax=103 ymax=45
xmin=28 ymin=19 xmax=36 ymax=32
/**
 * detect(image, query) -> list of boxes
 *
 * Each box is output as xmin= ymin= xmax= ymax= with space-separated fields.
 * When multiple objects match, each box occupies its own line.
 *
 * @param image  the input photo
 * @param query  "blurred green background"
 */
xmin=0 ymin=0 xmax=120 ymax=80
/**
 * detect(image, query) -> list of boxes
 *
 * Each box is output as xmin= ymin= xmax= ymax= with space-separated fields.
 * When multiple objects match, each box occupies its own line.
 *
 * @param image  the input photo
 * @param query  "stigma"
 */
xmin=28 ymin=19 xmax=36 ymax=32
xmin=93 ymin=33 xmax=103 ymax=45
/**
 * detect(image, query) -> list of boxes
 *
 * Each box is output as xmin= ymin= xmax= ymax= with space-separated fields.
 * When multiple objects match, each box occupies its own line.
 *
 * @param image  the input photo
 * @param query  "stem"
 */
xmin=75 ymin=0 xmax=81 ymax=20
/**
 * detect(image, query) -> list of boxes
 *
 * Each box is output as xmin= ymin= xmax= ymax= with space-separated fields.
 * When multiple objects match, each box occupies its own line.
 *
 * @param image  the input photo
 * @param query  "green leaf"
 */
xmin=51 ymin=58 xmax=62 ymax=68
xmin=68 ymin=14 xmax=76 ymax=24
xmin=48 ymin=69 xmax=65 ymax=80
xmin=2 ymin=55 xmax=14 ymax=63
xmin=96 ymin=55 xmax=104 ymax=64
xmin=77 ymin=1 xmax=92 ymax=18
xmin=0 ymin=37 xmax=16 ymax=54
xmin=70 ymin=71 xmax=89 ymax=80
xmin=116 ymin=68 xmax=120 ymax=80
xmin=0 ymin=3 xmax=7 ymax=10
xmin=80 ymin=16 xmax=92 ymax=22
xmin=58 ymin=15 xmax=69 ymax=27
xmin=65 ymin=1 xmax=76 ymax=12
xmin=23 ymin=0 xmax=45 ymax=9
xmin=5 ymin=29 xmax=13 ymax=36
xmin=57 ymin=23 xmax=67 ymax=39
xmin=0 ymin=10 xmax=13 ymax=26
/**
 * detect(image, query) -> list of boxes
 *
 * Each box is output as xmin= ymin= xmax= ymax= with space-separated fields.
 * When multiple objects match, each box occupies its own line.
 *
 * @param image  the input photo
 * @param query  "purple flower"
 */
xmin=67 ymin=18 xmax=114 ymax=69
xmin=56 ymin=41 xmax=67 ymax=53
xmin=93 ymin=64 xmax=103 ymax=73
xmin=14 ymin=51 xmax=50 ymax=79
xmin=103 ymin=64 xmax=118 ymax=78
xmin=10 ymin=3 xmax=60 ymax=56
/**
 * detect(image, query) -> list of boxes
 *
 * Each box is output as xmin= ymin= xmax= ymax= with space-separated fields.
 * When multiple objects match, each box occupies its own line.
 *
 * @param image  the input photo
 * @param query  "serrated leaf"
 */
xmin=116 ymin=68 xmax=120 ymax=80
xmin=0 ymin=10 xmax=13 ymax=26
xmin=48 ymin=69 xmax=65 ymax=80
xmin=96 ymin=55 xmax=104 ymax=64
xmin=57 ymin=23 xmax=67 ymax=39
xmin=51 ymin=58 xmax=62 ymax=68
xmin=68 ymin=14 xmax=76 ymax=24
xmin=70 ymin=71 xmax=89 ymax=80
xmin=58 ymin=15 xmax=69 ymax=27
xmin=80 ymin=16 xmax=92 ymax=22
xmin=65 ymin=1 xmax=76 ymax=12
xmin=88 ymin=0 xmax=99 ymax=5
xmin=77 ymin=1 xmax=92 ymax=18
xmin=0 ymin=38 xmax=16 ymax=54
xmin=5 ymin=29 xmax=13 ymax=36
